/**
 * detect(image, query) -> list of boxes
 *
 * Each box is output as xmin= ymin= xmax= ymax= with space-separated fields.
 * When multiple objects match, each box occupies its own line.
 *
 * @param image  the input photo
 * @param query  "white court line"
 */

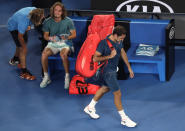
xmin=0 ymin=25 xmax=7 ymax=28
xmin=0 ymin=24 xmax=35 ymax=29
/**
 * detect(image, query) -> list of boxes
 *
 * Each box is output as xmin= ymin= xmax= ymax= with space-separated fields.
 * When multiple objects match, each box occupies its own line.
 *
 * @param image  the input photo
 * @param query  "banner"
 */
xmin=91 ymin=0 xmax=185 ymax=13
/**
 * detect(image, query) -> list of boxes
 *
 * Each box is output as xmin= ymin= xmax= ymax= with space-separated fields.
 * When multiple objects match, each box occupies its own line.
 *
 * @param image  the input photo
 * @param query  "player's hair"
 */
xmin=50 ymin=2 xmax=67 ymax=20
xmin=29 ymin=8 xmax=44 ymax=26
xmin=113 ymin=25 xmax=127 ymax=36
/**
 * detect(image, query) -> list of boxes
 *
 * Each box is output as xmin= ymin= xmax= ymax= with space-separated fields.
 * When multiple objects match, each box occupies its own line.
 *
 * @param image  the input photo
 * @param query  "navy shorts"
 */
xmin=10 ymin=30 xmax=28 ymax=47
xmin=86 ymin=71 xmax=120 ymax=92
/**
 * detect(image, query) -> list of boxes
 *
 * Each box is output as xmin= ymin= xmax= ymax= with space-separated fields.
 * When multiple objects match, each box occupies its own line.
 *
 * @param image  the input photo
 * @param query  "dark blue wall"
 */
xmin=63 ymin=0 xmax=91 ymax=10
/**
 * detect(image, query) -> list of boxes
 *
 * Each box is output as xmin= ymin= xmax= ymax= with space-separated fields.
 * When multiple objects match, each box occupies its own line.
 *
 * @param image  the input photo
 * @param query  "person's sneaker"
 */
xmin=9 ymin=58 xmax=20 ymax=66
xmin=121 ymin=116 xmax=137 ymax=127
xmin=40 ymin=76 xmax=51 ymax=88
xmin=20 ymin=70 xmax=36 ymax=80
xmin=84 ymin=106 xmax=100 ymax=119
xmin=64 ymin=76 xmax=70 ymax=89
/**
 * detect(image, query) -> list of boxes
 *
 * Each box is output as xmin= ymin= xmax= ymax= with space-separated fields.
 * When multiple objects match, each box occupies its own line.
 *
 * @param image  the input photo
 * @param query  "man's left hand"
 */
xmin=128 ymin=68 xmax=134 ymax=78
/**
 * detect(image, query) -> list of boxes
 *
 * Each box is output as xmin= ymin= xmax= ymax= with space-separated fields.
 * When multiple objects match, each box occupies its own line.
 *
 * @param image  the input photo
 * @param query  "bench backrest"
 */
xmin=129 ymin=19 xmax=170 ymax=47
xmin=70 ymin=17 xmax=170 ymax=56
xmin=71 ymin=16 xmax=131 ymax=54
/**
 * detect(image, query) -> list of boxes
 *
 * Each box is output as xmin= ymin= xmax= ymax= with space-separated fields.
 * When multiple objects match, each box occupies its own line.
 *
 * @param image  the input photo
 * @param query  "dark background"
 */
xmin=91 ymin=0 xmax=185 ymax=13
xmin=91 ymin=0 xmax=185 ymax=40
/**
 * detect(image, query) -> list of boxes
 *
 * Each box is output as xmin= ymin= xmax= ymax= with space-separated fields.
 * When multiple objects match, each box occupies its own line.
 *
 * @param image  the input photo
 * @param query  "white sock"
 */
xmin=44 ymin=72 xmax=49 ymax=78
xmin=88 ymin=99 xmax=97 ymax=108
xmin=118 ymin=110 xmax=127 ymax=119
xmin=65 ymin=73 xmax=70 ymax=79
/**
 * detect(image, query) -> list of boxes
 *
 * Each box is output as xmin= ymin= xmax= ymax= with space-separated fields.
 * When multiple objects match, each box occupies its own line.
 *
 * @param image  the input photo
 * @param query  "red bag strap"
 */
xmin=90 ymin=38 xmax=114 ymax=71
xmin=106 ymin=39 xmax=114 ymax=51
xmin=100 ymin=39 xmax=115 ymax=73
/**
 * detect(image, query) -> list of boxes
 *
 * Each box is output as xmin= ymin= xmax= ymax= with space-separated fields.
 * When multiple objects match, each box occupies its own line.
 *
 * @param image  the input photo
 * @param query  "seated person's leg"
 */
xmin=40 ymin=44 xmax=57 ymax=88
xmin=60 ymin=47 xmax=71 ymax=89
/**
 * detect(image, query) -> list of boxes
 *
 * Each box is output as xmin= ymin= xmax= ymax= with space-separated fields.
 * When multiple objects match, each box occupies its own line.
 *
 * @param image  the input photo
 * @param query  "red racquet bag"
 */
xmin=75 ymin=14 xmax=115 ymax=78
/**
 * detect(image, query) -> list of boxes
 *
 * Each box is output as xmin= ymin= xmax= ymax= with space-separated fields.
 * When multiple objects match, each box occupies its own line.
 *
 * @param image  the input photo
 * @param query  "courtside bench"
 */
xmin=124 ymin=19 xmax=175 ymax=81
xmin=48 ymin=17 xmax=175 ymax=81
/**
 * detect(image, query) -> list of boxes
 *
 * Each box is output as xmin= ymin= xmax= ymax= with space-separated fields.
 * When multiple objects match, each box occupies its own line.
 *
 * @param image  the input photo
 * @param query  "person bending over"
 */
xmin=8 ymin=7 xmax=44 ymax=80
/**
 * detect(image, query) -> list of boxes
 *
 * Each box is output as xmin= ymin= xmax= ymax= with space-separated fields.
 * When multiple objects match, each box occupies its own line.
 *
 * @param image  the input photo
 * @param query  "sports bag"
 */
xmin=69 ymin=75 xmax=100 ymax=94
xmin=75 ymin=14 xmax=115 ymax=78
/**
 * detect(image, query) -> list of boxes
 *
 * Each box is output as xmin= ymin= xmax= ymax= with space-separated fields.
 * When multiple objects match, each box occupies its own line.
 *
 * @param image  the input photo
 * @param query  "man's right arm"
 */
xmin=43 ymin=32 xmax=50 ymax=41
xmin=18 ymin=32 xmax=26 ymax=47
xmin=93 ymin=49 xmax=117 ymax=62
xmin=42 ymin=19 xmax=55 ymax=42
xmin=18 ymin=32 xmax=27 ymax=54
xmin=43 ymin=32 xmax=56 ymax=42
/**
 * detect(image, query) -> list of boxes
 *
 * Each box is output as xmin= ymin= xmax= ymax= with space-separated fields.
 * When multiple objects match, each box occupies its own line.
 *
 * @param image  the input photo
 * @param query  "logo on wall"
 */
xmin=169 ymin=26 xmax=175 ymax=39
xmin=116 ymin=0 xmax=174 ymax=13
